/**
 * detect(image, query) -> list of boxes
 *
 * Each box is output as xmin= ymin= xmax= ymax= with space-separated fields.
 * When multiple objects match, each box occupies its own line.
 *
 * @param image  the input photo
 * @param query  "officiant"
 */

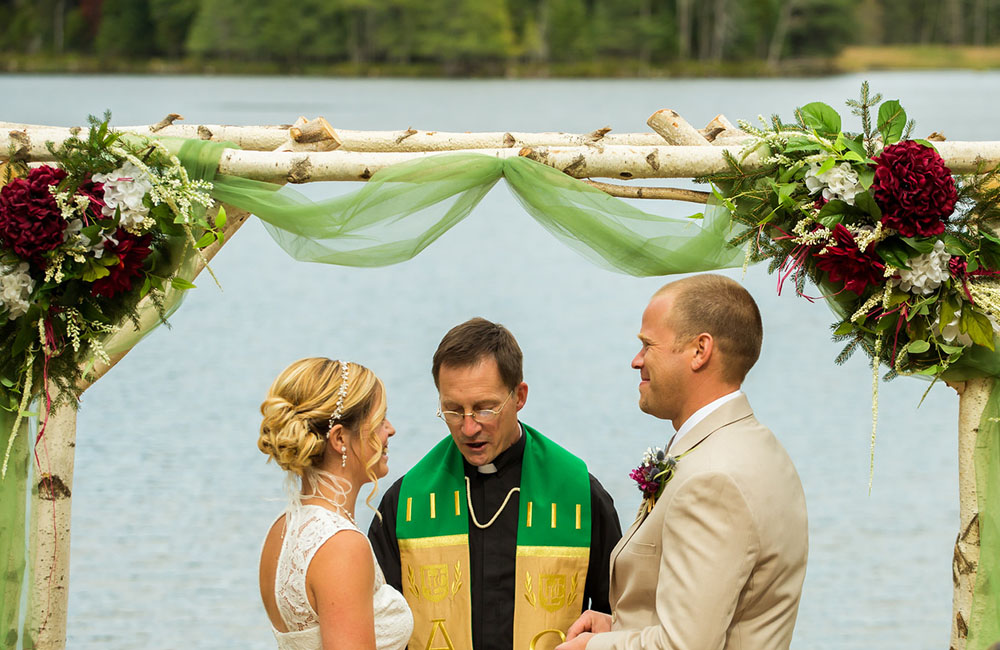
xmin=368 ymin=318 xmax=621 ymax=650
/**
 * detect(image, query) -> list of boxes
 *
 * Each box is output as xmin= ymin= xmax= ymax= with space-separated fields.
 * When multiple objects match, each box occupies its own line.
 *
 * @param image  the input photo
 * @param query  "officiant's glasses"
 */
xmin=437 ymin=390 xmax=515 ymax=425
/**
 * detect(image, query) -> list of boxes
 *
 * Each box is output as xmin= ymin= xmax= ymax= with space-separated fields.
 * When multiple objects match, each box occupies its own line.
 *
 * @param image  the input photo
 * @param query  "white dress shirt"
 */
xmin=668 ymin=390 xmax=742 ymax=453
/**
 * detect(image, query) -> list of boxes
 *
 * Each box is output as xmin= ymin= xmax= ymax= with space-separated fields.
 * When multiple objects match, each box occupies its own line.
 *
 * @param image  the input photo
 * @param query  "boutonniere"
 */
xmin=629 ymin=446 xmax=690 ymax=515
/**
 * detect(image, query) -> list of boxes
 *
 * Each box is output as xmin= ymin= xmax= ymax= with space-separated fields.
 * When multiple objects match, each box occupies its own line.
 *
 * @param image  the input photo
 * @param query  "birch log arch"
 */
xmin=1 ymin=108 xmax=998 ymax=650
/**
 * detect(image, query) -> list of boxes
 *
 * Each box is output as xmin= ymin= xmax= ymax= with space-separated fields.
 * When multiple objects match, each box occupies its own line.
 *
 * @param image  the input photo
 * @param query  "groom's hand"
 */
xmin=565 ymin=610 xmax=612 ymax=640
xmin=556 ymin=632 xmax=593 ymax=650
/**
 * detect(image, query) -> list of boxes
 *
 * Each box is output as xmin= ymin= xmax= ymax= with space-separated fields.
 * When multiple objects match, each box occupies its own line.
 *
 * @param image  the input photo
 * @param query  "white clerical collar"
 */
xmin=477 ymin=425 xmax=523 ymax=474
xmin=669 ymin=390 xmax=742 ymax=453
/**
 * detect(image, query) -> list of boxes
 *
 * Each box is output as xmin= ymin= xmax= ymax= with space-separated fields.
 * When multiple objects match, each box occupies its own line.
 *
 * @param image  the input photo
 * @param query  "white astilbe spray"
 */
xmin=889 ymin=240 xmax=951 ymax=295
xmin=0 ymin=262 xmax=35 ymax=319
xmin=805 ymin=160 xmax=863 ymax=205
xmin=92 ymin=161 xmax=154 ymax=230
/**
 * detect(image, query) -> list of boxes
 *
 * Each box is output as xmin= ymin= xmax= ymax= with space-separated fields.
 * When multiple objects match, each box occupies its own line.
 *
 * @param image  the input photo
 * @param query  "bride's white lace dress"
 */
xmin=270 ymin=504 xmax=413 ymax=650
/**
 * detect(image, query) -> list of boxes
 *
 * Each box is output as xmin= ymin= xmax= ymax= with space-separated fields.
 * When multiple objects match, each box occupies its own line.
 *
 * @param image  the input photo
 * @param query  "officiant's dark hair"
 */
xmin=432 ymin=317 xmax=523 ymax=390
xmin=656 ymin=275 xmax=762 ymax=383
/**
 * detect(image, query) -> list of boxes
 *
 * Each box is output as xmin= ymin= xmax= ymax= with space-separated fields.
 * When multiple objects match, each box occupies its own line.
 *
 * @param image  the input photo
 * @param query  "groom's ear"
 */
xmin=689 ymin=333 xmax=714 ymax=372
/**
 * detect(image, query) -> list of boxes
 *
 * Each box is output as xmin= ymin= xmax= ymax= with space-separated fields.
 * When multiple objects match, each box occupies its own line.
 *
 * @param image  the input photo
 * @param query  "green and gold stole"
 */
xmin=396 ymin=423 xmax=592 ymax=650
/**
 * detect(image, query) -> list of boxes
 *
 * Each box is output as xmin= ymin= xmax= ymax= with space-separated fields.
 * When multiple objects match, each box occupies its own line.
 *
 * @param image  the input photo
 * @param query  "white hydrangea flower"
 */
xmin=0 ymin=262 xmax=35 ymax=319
xmin=890 ymin=239 xmax=951 ymax=295
xmin=805 ymin=160 xmax=863 ymax=205
xmin=93 ymin=161 xmax=153 ymax=229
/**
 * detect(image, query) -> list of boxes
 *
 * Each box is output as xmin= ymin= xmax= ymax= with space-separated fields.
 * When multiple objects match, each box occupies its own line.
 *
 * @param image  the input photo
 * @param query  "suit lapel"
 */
xmin=610 ymin=397 xmax=754 ymax=592
xmin=669 ymin=394 xmax=753 ymax=457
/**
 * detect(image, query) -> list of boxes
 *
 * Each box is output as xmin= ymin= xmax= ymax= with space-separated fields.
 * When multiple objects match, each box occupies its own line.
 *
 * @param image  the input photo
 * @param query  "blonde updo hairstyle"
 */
xmin=258 ymin=358 xmax=387 ymax=504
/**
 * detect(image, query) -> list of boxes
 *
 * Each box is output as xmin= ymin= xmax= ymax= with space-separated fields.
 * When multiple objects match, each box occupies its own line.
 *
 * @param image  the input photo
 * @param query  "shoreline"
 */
xmin=3 ymin=46 xmax=999 ymax=78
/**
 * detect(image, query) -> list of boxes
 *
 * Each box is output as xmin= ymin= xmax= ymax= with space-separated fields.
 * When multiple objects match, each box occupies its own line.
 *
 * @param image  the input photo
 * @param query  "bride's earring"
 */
xmin=342 ymin=449 xmax=347 ymax=467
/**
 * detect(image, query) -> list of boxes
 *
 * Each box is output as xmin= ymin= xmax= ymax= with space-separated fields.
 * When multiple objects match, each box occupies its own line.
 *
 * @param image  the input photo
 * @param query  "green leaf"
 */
xmin=816 ymin=199 xmax=847 ymax=227
xmin=833 ymin=322 xmax=854 ymax=335
xmin=0 ymin=376 xmax=15 ymax=388
xmin=798 ymin=102 xmax=842 ymax=135
xmin=816 ymin=157 xmax=837 ymax=176
xmin=939 ymin=295 xmax=959 ymax=332
xmin=875 ymin=313 xmax=900 ymax=332
xmin=195 ymin=232 xmax=216 ymax=249
xmin=838 ymin=133 xmax=869 ymax=161
xmin=214 ymin=206 xmax=227 ymax=230
xmin=907 ymin=339 xmax=930 ymax=354
xmin=140 ymin=276 xmax=151 ymax=298
xmin=170 ymin=277 xmax=197 ymax=291
xmin=782 ymin=136 xmax=821 ymax=153
xmin=81 ymin=263 xmax=110 ymax=282
xmin=876 ymin=239 xmax=913 ymax=270
xmin=80 ymin=224 xmax=101 ymax=241
xmin=857 ymin=166 xmax=875 ymax=189
xmin=775 ymin=183 xmax=797 ymax=208
xmin=99 ymin=254 xmax=120 ymax=266
xmin=901 ymin=236 xmax=937 ymax=254
xmin=853 ymin=190 xmax=882 ymax=219
xmin=961 ymin=309 xmax=995 ymax=350
xmin=877 ymin=100 xmax=907 ymax=145
xmin=939 ymin=342 xmax=966 ymax=355
xmin=11 ymin=322 xmax=35 ymax=357
xmin=978 ymin=237 xmax=1000 ymax=271
xmin=886 ymin=289 xmax=909 ymax=307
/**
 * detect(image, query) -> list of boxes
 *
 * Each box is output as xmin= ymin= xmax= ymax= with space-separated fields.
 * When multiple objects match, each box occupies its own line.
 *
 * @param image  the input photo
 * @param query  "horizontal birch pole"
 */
xmin=217 ymin=141 xmax=1000 ymax=182
xmin=4 ymin=121 xmax=999 ymax=182
xmin=1 ymin=121 xmax=723 ymax=158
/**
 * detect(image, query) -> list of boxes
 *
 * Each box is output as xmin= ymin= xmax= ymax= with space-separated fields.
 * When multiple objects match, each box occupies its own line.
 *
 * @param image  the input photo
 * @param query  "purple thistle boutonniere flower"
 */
xmin=630 ymin=446 xmax=685 ymax=514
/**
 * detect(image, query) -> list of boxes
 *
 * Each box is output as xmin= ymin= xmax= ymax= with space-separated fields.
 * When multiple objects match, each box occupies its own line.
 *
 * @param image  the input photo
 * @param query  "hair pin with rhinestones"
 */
xmin=327 ymin=361 xmax=351 ymax=436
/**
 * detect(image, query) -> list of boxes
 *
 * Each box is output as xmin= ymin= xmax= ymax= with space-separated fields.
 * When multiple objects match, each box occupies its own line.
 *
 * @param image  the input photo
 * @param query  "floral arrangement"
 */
xmin=0 ymin=115 xmax=224 ymax=473
xmin=710 ymin=84 xmax=1000 ymax=382
xmin=630 ymin=446 xmax=687 ymax=514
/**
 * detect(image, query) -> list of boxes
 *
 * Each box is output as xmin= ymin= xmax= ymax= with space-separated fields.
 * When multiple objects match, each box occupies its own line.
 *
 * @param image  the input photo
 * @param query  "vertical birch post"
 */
xmin=952 ymin=377 xmax=988 ymax=650
xmin=23 ymin=399 xmax=77 ymax=650
xmin=20 ymin=206 xmax=250 ymax=649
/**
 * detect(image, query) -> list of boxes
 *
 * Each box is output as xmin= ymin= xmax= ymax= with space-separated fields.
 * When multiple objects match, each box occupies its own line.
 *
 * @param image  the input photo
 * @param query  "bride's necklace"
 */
xmin=335 ymin=507 xmax=357 ymax=527
xmin=464 ymin=476 xmax=519 ymax=529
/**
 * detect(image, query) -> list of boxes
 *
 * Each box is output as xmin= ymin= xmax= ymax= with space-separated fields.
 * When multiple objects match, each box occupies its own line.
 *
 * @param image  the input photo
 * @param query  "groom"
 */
xmin=559 ymin=274 xmax=808 ymax=650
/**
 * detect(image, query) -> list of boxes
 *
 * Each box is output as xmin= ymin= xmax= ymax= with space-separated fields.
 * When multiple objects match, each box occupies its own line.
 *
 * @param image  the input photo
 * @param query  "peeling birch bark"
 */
xmin=208 ymin=145 xmax=764 ymax=182
xmin=647 ymin=109 xmax=712 ymax=146
xmin=952 ymin=377 xmax=988 ymax=650
xmin=1 ymin=122 xmax=733 ymax=158
xmin=23 ymin=396 xmax=76 ymax=650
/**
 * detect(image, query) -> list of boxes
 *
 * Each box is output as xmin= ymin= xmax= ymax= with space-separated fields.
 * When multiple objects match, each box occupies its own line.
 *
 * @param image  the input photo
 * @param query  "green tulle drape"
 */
xmin=0 ymin=411 xmax=29 ymax=650
xmin=173 ymin=140 xmax=747 ymax=276
xmin=968 ymin=379 xmax=1000 ymax=648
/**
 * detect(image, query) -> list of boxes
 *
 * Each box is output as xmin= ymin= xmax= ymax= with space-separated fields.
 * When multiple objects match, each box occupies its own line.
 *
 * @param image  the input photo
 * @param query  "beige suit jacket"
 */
xmin=588 ymin=395 xmax=808 ymax=650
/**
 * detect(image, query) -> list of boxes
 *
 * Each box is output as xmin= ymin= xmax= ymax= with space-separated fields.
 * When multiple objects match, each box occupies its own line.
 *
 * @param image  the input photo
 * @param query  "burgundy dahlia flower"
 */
xmin=815 ymin=224 xmax=885 ymax=295
xmin=90 ymin=229 xmax=152 ymax=299
xmin=0 ymin=165 xmax=68 ymax=268
xmin=872 ymin=141 xmax=957 ymax=238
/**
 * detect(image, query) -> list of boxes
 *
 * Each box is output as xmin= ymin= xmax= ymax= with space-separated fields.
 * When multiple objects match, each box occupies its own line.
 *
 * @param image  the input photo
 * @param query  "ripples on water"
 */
xmin=4 ymin=70 xmax=996 ymax=649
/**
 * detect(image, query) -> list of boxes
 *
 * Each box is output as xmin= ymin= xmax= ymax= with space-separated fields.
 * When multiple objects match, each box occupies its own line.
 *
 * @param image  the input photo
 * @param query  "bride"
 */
xmin=257 ymin=358 xmax=413 ymax=649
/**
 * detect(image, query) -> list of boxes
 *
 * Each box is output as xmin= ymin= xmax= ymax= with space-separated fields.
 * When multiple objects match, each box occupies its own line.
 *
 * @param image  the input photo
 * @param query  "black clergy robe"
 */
xmin=368 ymin=430 xmax=622 ymax=650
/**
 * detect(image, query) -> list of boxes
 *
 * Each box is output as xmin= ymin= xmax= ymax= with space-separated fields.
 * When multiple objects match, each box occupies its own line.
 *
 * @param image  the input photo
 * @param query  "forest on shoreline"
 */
xmin=3 ymin=0 xmax=1000 ymax=77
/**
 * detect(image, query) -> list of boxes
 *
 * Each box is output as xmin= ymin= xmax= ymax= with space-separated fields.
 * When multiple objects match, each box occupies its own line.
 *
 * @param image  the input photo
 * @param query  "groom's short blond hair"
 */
xmin=655 ymin=274 xmax=763 ymax=384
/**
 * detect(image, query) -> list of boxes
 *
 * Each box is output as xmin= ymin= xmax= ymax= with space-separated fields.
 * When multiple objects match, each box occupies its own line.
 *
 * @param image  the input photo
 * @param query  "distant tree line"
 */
xmin=2 ymin=0 xmax=999 ymax=69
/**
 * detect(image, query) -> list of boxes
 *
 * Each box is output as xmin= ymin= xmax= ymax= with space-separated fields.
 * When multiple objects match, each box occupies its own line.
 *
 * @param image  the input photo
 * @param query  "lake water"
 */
xmin=4 ymin=70 xmax=998 ymax=649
